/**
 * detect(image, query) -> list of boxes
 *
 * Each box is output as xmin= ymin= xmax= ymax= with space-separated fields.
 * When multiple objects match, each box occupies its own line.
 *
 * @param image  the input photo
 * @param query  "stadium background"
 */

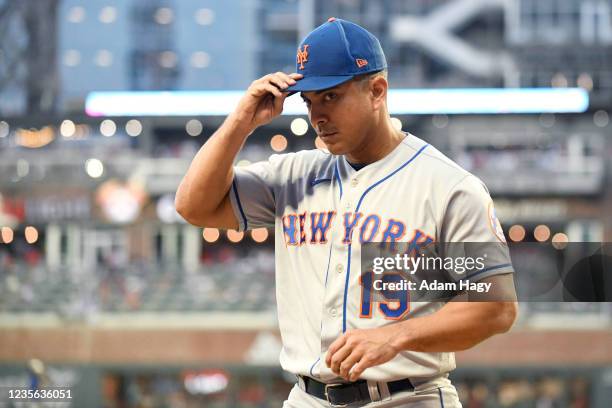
xmin=0 ymin=0 xmax=611 ymax=406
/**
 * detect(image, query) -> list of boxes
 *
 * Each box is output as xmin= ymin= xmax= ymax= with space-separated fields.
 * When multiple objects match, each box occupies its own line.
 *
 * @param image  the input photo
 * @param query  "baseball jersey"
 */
xmin=229 ymin=133 xmax=513 ymax=382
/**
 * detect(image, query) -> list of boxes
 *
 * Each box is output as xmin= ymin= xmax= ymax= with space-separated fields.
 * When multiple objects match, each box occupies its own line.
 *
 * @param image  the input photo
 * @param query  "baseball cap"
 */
xmin=285 ymin=17 xmax=387 ymax=93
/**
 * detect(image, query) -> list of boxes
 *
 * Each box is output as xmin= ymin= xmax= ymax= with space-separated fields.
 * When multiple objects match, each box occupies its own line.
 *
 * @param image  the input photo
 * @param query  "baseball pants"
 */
xmin=283 ymin=375 xmax=462 ymax=408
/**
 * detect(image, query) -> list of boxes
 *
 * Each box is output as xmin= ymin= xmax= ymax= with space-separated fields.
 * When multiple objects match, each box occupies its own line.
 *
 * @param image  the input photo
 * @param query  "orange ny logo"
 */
xmin=297 ymin=45 xmax=310 ymax=69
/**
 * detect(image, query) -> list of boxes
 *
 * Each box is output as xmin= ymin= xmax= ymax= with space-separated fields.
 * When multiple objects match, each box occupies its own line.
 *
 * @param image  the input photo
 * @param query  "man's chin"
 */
xmin=322 ymin=142 xmax=347 ymax=156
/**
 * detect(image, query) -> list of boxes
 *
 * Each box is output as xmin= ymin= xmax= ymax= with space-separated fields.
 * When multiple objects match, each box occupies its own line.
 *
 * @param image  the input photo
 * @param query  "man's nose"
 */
xmin=309 ymin=105 xmax=328 ymax=130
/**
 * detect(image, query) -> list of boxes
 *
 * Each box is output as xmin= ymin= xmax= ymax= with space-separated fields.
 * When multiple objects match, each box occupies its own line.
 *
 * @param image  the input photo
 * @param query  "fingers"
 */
xmin=267 ymin=72 xmax=298 ymax=91
xmin=324 ymin=328 xmax=401 ymax=382
xmin=262 ymin=83 xmax=283 ymax=98
xmin=348 ymin=357 xmax=372 ymax=382
xmin=235 ymin=72 xmax=301 ymax=129
xmin=328 ymin=343 xmax=353 ymax=375
xmin=263 ymin=72 xmax=302 ymax=91
xmin=338 ymin=349 xmax=364 ymax=380
xmin=273 ymin=90 xmax=288 ymax=114
xmin=249 ymin=72 xmax=301 ymax=99
xmin=325 ymin=334 xmax=347 ymax=367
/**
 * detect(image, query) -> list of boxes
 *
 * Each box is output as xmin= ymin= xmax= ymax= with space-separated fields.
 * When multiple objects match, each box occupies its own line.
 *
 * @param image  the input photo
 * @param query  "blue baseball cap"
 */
xmin=285 ymin=17 xmax=387 ymax=93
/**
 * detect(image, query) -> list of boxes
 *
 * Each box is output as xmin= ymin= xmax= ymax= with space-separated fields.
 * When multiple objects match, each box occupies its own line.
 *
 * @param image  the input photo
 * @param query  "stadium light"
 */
xmin=227 ymin=230 xmax=244 ymax=243
xmin=60 ymin=120 xmax=76 ymax=137
xmin=534 ymin=225 xmax=551 ymax=242
xmin=85 ymin=158 xmax=104 ymax=178
xmin=186 ymin=119 xmax=203 ymax=136
xmin=432 ymin=114 xmax=449 ymax=128
xmin=100 ymin=119 xmax=116 ymax=137
xmin=86 ymin=88 xmax=589 ymax=117
xmin=191 ymin=52 xmax=211 ymax=68
xmin=270 ymin=134 xmax=288 ymax=152
xmin=594 ymin=110 xmax=609 ymax=127
xmin=125 ymin=119 xmax=142 ymax=137
xmin=64 ymin=50 xmax=81 ymax=67
xmin=509 ymin=225 xmax=526 ymax=242
xmin=25 ymin=226 xmax=39 ymax=244
xmin=0 ymin=121 xmax=8 ymax=138
xmin=154 ymin=7 xmax=173 ymax=25
xmin=251 ymin=228 xmax=269 ymax=243
xmin=99 ymin=6 xmax=117 ymax=24
xmin=390 ymin=117 xmax=402 ymax=130
xmin=552 ymin=233 xmax=569 ymax=250
xmin=577 ymin=73 xmax=593 ymax=91
xmin=17 ymin=159 xmax=29 ymax=178
xmin=94 ymin=50 xmax=113 ymax=67
xmin=195 ymin=8 xmax=215 ymax=26
xmin=67 ymin=6 xmax=85 ymax=23
xmin=290 ymin=118 xmax=308 ymax=136
xmin=203 ymin=228 xmax=220 ymax=243
xmin=1 ymin=227 xmax=14 ymax=244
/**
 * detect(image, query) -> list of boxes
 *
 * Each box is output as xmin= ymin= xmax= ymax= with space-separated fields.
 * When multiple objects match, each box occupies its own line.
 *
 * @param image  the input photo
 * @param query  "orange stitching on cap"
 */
xmin=356 ymin=58 xmax=368 ymax=68
xmin=297 ymin=45 xmax=310 ymax=70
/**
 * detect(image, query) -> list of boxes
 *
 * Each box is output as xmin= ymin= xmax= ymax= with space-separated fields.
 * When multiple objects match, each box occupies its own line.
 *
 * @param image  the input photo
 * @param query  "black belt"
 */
xmin=298 ymin=375 xmax=414 ymax=406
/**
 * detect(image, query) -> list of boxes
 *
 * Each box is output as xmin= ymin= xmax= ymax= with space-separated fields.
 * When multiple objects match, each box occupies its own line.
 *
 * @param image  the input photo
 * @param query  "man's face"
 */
xmin=301 ymin=78 xmax=376 ymax=157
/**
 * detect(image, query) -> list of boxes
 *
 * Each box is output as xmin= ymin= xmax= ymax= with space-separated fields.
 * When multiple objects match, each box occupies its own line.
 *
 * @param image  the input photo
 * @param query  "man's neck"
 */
xmin=345 ymin=120 xmax=405 ymax=165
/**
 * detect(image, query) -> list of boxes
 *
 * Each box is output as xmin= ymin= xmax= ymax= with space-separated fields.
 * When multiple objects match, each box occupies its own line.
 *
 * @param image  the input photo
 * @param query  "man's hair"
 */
xmin=355 ymin=69 xmax=388 ymax=89
xmin=355 ymin=69 xmax=388 ymax=82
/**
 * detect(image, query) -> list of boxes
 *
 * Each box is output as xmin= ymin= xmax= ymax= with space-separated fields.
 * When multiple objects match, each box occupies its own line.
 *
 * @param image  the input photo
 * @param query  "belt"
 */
xmin=298 ymin=375 xmax=414 ymax=407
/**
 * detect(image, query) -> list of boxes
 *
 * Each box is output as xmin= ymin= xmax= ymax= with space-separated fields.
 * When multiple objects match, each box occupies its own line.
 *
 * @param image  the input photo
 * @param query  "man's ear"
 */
xmin=369 ymin=76 xmax=387 ymax=110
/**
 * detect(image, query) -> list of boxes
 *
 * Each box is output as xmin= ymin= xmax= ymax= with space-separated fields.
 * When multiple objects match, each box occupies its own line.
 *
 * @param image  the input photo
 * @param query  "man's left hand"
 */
xmin=325 ymin=326 xmax=401 ymax=382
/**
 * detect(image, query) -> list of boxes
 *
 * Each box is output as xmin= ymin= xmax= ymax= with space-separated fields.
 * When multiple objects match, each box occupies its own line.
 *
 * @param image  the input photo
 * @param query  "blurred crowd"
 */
xmin=455 ymin=376 xmax=590 ymax=408
xmin=99 ymin=371 xmax=591 ymax=408
xmin=0 ymin=243 xmax=276 ymax=317
xmin=2 ymin=241 xmax=611 ymax=318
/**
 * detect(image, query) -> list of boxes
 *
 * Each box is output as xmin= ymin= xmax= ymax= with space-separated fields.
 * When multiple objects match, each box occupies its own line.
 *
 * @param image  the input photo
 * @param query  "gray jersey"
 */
xmin=229 ymin=134 xmax=513 ymax=381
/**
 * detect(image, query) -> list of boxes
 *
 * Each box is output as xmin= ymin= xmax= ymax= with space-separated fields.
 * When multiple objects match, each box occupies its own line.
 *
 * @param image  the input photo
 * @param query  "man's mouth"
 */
xmin=320 ymin=131 xmax=338 ymax=138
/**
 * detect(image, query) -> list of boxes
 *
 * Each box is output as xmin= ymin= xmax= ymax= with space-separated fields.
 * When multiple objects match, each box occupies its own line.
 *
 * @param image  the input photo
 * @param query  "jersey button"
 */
xmin=336 ymin=264 xmax=344 ymax=274
xmin=351 ymin=178 xmax=358 ymax=187
xmin=330 ymin=308 xmax=337 ymax=317
xmin=344 ymin=202 xmax=352 ymax=210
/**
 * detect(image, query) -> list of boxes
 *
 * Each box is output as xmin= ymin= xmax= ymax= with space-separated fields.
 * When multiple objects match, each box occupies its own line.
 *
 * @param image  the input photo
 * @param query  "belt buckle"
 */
xmin=324 ymin=383 xmax=348 ymax=407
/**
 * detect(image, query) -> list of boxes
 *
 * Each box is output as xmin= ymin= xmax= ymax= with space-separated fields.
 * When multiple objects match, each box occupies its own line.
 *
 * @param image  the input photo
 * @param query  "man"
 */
xmin=176 ymin=18 xmax=518 ymax=407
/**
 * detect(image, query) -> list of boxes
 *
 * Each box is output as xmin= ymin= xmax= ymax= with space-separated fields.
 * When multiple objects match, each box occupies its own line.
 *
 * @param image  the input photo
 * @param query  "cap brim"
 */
xmin=284 ymin=75 xmax=355 ymax=94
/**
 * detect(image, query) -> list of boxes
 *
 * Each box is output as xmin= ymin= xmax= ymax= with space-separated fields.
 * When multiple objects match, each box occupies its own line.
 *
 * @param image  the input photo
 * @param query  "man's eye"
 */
xmin=324 ymin=93 xmax=337 ymax=101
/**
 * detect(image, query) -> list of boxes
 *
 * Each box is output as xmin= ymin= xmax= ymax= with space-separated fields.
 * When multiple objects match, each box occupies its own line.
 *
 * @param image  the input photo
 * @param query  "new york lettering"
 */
xmin=281 ymin=210 xmax=434 ymax=249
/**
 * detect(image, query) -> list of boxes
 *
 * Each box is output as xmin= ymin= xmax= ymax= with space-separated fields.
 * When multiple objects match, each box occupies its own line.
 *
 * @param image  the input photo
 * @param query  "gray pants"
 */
xmin=283 ymin=375 xmax=462 ymax=407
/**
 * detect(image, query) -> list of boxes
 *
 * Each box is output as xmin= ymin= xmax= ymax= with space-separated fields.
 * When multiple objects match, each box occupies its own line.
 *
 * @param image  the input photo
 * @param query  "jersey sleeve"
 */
xmin=229 ymin=155 xmax=282 ymax=232
xmin=438 ymin=175 xmax=514 ymax=282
